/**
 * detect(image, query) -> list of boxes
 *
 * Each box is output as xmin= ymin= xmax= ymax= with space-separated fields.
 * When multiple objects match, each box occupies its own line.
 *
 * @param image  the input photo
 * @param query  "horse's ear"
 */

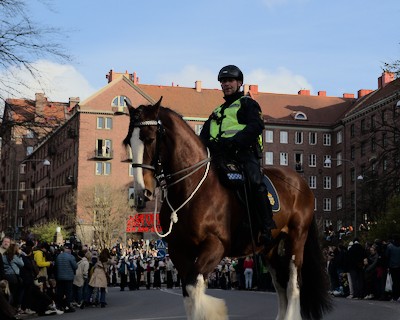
xmin=124 ymin=98 xmax=134 ymax=109
xmin=149 ymin=96 xmax=162 ymax=117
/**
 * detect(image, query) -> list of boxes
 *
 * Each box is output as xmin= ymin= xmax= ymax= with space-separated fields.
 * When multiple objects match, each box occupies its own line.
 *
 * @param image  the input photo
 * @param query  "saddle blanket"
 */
xmin=263 ymin=175 xmax=280 ymax=213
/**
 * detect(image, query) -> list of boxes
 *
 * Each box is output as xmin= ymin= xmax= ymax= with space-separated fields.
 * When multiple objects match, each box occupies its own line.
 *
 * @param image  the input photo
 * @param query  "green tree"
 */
xmin=29 ymin=220 xmax=69 ymax=243
xmin=366 ymin=195 xmax=400 ymax=241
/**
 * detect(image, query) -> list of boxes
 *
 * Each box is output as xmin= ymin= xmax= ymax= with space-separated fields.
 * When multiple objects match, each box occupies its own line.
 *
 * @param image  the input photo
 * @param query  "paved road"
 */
xmin=42 ymin=286 xmax=400 ymax=320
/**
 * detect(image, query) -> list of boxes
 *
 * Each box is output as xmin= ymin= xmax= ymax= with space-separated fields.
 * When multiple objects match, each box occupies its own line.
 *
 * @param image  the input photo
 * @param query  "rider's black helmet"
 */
xmin=218 ymin=65 xmax=244 ymax=82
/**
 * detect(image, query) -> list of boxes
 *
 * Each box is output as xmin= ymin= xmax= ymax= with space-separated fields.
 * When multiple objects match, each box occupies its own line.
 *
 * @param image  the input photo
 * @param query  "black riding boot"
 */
xmin=254 ymin=184 xmax=277 ymax=246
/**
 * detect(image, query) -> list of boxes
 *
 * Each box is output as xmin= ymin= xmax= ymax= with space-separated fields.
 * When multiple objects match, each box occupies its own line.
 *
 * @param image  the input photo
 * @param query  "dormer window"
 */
xmin=112 ymin=95 xmax=131 ymax=114
xmin=293 ymin=111 xmax=307 ymax=120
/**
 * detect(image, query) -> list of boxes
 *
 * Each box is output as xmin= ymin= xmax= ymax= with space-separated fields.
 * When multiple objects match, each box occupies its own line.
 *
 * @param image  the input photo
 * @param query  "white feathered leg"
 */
xmin=185 ymin=274 xmax=228 ymax=320
xmin=269 ymin=267 xmax=288 ymax=320
xmin=284 ymin=255 xmax=301 ymax=320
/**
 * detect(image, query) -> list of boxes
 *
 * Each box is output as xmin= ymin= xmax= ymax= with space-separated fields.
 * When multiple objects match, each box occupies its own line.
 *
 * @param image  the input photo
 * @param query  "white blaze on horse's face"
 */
xmin=130 ymin=127 xmax=146 ymax=193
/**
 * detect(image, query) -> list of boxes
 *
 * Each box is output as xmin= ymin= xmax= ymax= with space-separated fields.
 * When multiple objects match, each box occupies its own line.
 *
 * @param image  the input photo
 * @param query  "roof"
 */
xmin=5 ymin=98 xmax=68 ymax=123
xmin=137 ymin=83 xmax=355 ymax=127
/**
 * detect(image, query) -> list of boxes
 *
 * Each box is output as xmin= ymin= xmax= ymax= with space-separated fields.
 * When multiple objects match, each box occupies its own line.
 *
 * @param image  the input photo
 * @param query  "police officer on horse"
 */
xmin=200 ymin=64 xmax=276 ymax=246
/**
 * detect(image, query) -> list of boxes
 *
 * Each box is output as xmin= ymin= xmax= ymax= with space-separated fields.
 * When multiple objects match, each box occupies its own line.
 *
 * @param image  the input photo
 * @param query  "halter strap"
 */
xmin=134 ymin=120 xmax=160 ymax=127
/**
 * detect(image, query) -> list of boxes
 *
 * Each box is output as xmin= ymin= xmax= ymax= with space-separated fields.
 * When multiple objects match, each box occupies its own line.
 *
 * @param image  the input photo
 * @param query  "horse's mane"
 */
xmin=123 ymin=103 xmax=205 ymax=148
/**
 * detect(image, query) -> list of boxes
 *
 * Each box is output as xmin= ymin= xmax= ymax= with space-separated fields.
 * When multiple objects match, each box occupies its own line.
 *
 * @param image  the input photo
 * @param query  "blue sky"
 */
xmin=6 ymin=0 xmax=400 ymax=102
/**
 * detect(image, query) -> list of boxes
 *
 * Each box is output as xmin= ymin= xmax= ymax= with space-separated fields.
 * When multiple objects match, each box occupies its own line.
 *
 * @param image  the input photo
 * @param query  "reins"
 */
xmin=154 ymin=148 xmax=211 ymax=238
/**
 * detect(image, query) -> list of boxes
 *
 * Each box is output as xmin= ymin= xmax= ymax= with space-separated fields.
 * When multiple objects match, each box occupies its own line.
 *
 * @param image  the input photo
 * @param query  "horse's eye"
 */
xmin=142 ymin=137 xmax=155 ymax=144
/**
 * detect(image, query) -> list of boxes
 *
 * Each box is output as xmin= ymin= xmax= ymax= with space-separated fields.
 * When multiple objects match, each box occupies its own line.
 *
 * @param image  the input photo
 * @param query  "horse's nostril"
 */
xmin=144 ymin=189 xmax=153 ymax=200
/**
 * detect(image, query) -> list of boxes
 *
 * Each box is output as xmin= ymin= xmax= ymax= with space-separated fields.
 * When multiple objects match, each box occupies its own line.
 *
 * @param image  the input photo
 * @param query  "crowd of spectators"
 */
xmin=325 ymin=234 xmax=400 ymax=302
xmin=0 ymin=236 xmax=179 ymax=320
xmin=2 ymin=232 xmax=399 ymax=319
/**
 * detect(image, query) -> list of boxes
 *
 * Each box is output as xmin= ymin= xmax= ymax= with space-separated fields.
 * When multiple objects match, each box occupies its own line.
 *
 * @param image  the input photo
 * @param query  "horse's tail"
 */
xmin=300 ymin=217 xmax=333 ymax=320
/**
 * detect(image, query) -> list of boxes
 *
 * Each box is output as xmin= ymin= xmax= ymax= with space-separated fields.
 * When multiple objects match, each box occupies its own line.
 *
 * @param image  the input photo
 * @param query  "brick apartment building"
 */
xmin=0 ymin=69 xmax=399 ymax=244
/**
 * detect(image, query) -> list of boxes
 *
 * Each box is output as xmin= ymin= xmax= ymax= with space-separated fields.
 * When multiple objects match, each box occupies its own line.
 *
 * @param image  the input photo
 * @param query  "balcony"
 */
xmin=92 ymin=149 xmax=113 ymax=160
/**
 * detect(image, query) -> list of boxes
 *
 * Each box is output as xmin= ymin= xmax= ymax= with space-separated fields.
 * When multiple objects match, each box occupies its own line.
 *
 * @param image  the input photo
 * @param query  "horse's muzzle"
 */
xmin=143 ymin=189 xmax=154 ymax=201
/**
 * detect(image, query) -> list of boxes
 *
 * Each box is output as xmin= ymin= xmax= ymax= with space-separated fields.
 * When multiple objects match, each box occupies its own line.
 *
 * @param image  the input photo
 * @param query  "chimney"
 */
xmin=298 ymin=89 xmax=310 ymax=96
xmin=378 ymin=71 xmax=395 ymax=89
xmin=249 ymin=85 xmax=258 ymax=95
xmin=133 ymin=72 xmax=138 ymax=85
xmin=106 ymin=69 xmax=115 ymax=83
xmin=343 ymin=93 xmax=355 ymax=99
xmin=357 ymin=89 xmax=373 ymax=98
xmin=195 ymin=80 xmax=202 ymax=92
xmin=68 ymin=97 xmax=80 ymax=112
xmin=243 ymin=84 xmax=250 ymax=95
xmin=35 ymin=93 xmax=47 ymax=115
xmin=318 ymin=91 xmax=326 ymax=97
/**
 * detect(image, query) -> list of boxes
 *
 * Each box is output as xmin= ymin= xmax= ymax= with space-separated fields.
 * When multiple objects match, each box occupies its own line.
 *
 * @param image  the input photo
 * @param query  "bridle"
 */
xmin=131 ymin=119 xmax=211 ymax=189
xmin=130 ymin=118 xmax=212 ymax=237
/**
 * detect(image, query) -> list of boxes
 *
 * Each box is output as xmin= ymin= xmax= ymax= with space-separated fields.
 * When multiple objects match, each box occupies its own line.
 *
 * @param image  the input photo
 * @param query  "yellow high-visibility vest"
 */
xmin=209 ymin=97 xmax=263 ymax=149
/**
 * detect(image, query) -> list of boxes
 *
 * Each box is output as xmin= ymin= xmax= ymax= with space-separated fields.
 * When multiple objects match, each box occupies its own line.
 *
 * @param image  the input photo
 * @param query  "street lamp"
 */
xmin=14 ymin=158 xmax=51 ymax=239
xmin=324 ymin=157 xmax=358 ymax=238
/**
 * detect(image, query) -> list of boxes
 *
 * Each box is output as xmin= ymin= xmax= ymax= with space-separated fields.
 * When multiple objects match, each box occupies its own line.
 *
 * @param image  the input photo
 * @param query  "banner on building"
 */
xmin=126 ymin=213 xmax=162 ymax=233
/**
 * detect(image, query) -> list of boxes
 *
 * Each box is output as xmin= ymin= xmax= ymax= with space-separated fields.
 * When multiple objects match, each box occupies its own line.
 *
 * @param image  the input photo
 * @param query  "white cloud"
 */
xmin=0 ymin=60 xmax=96 ymax=102
xmin=157 ymin=65 xmax=312 ymax=95
xmin=246 ymin=67 xmax=313 ymax=94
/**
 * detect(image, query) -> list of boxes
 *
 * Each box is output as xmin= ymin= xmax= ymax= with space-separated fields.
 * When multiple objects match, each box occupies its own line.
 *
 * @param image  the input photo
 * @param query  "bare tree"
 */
xmin=357 ymin=98 xmax=400 ymax=221
xmin=78 ymin=184 xmax=135 ymax=249
xmin=0 ymin=0 xmax=71 ymax=103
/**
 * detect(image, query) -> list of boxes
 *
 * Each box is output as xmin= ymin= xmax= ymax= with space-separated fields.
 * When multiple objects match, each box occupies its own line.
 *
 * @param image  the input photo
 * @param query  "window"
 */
xmin=350 ymin=124 xmax=355 ymax=137
xmin=336 ymin=196 xmax=343 ymax=210
xmin=323 ymin=134 xmax=331 ymax=146
xmin=280 ymin=131 xmax=288 ymax=144
xmin=309 ymin=132 xmax=317 ymax=145
xmin=280 ymin=152 xmax=288 ymax=166
xmin=371 ymin=137 xmax=376 ymax=152
xmin=97 ymin=117 xmax=113 ymax=129
xmin=112 ymin=95 xmax=131 ymax=107
xmin=336 ymin=152 xmax=342 ymax=165
xmin=26 ymin=146 xmax=33 ymax=155
xmin=323 ymin=198 xmax=332 ymax=211
xmin=360 ymin=141 xmax=366 ymax=156
xmin=265 ymin=130 xmax=273 ymax=143
xmin=383 ymin=157 xmax=388 ymax=171
xmin=265 ymin=152 xmax=273 ymax=165
xmin=294 ymin=153 xmax=303 ymax=172
xmin=294 ymin=112 xmax=307 ymax=120
xmin=20 ymin=164 xmax=26 ymax=174
xmin=382 ymin=110 xmax=388 ymax=124
xmin=336 ymin=173 xmax=342 ymax=188
xmin=371 ymin=114 xmax=376 ymax=129
xmin=308 ymin=154 xmax=316 ymax=167
xmin=361 ymin=119 xmax=366 ymax=133
xmin=323 ymin=176 xmax=331 ymax=189
xmin=26 ymin=129 xmax=34 ymax=138
xmin=96 ymin=162 xmax=111 ymax=175
xmin=336 ymin=131 xmax=342 ymax=144
xmin=295 ymin=132 xmax=303 ymax=144
xmin=350 ymin=146 xmax=355 ymax=160
xmin=97 ymin=139 xmax=112 ymax=157
xmin=18 ymin=199 xmax=24 ymax=210
xmin=323 ymin=155 xmax=331 ymax=168
xmin=309 ymin=176 xmax=316 ymax=189
xmin=20 ymin=182 xmax=26 ymax=191
xmin=382 ymin=133 xmax=387 ymax=147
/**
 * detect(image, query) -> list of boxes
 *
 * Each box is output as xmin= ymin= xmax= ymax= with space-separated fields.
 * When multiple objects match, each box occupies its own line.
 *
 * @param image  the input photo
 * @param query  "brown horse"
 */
xmin=123 ymin=98 xmax=332 ymax=320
